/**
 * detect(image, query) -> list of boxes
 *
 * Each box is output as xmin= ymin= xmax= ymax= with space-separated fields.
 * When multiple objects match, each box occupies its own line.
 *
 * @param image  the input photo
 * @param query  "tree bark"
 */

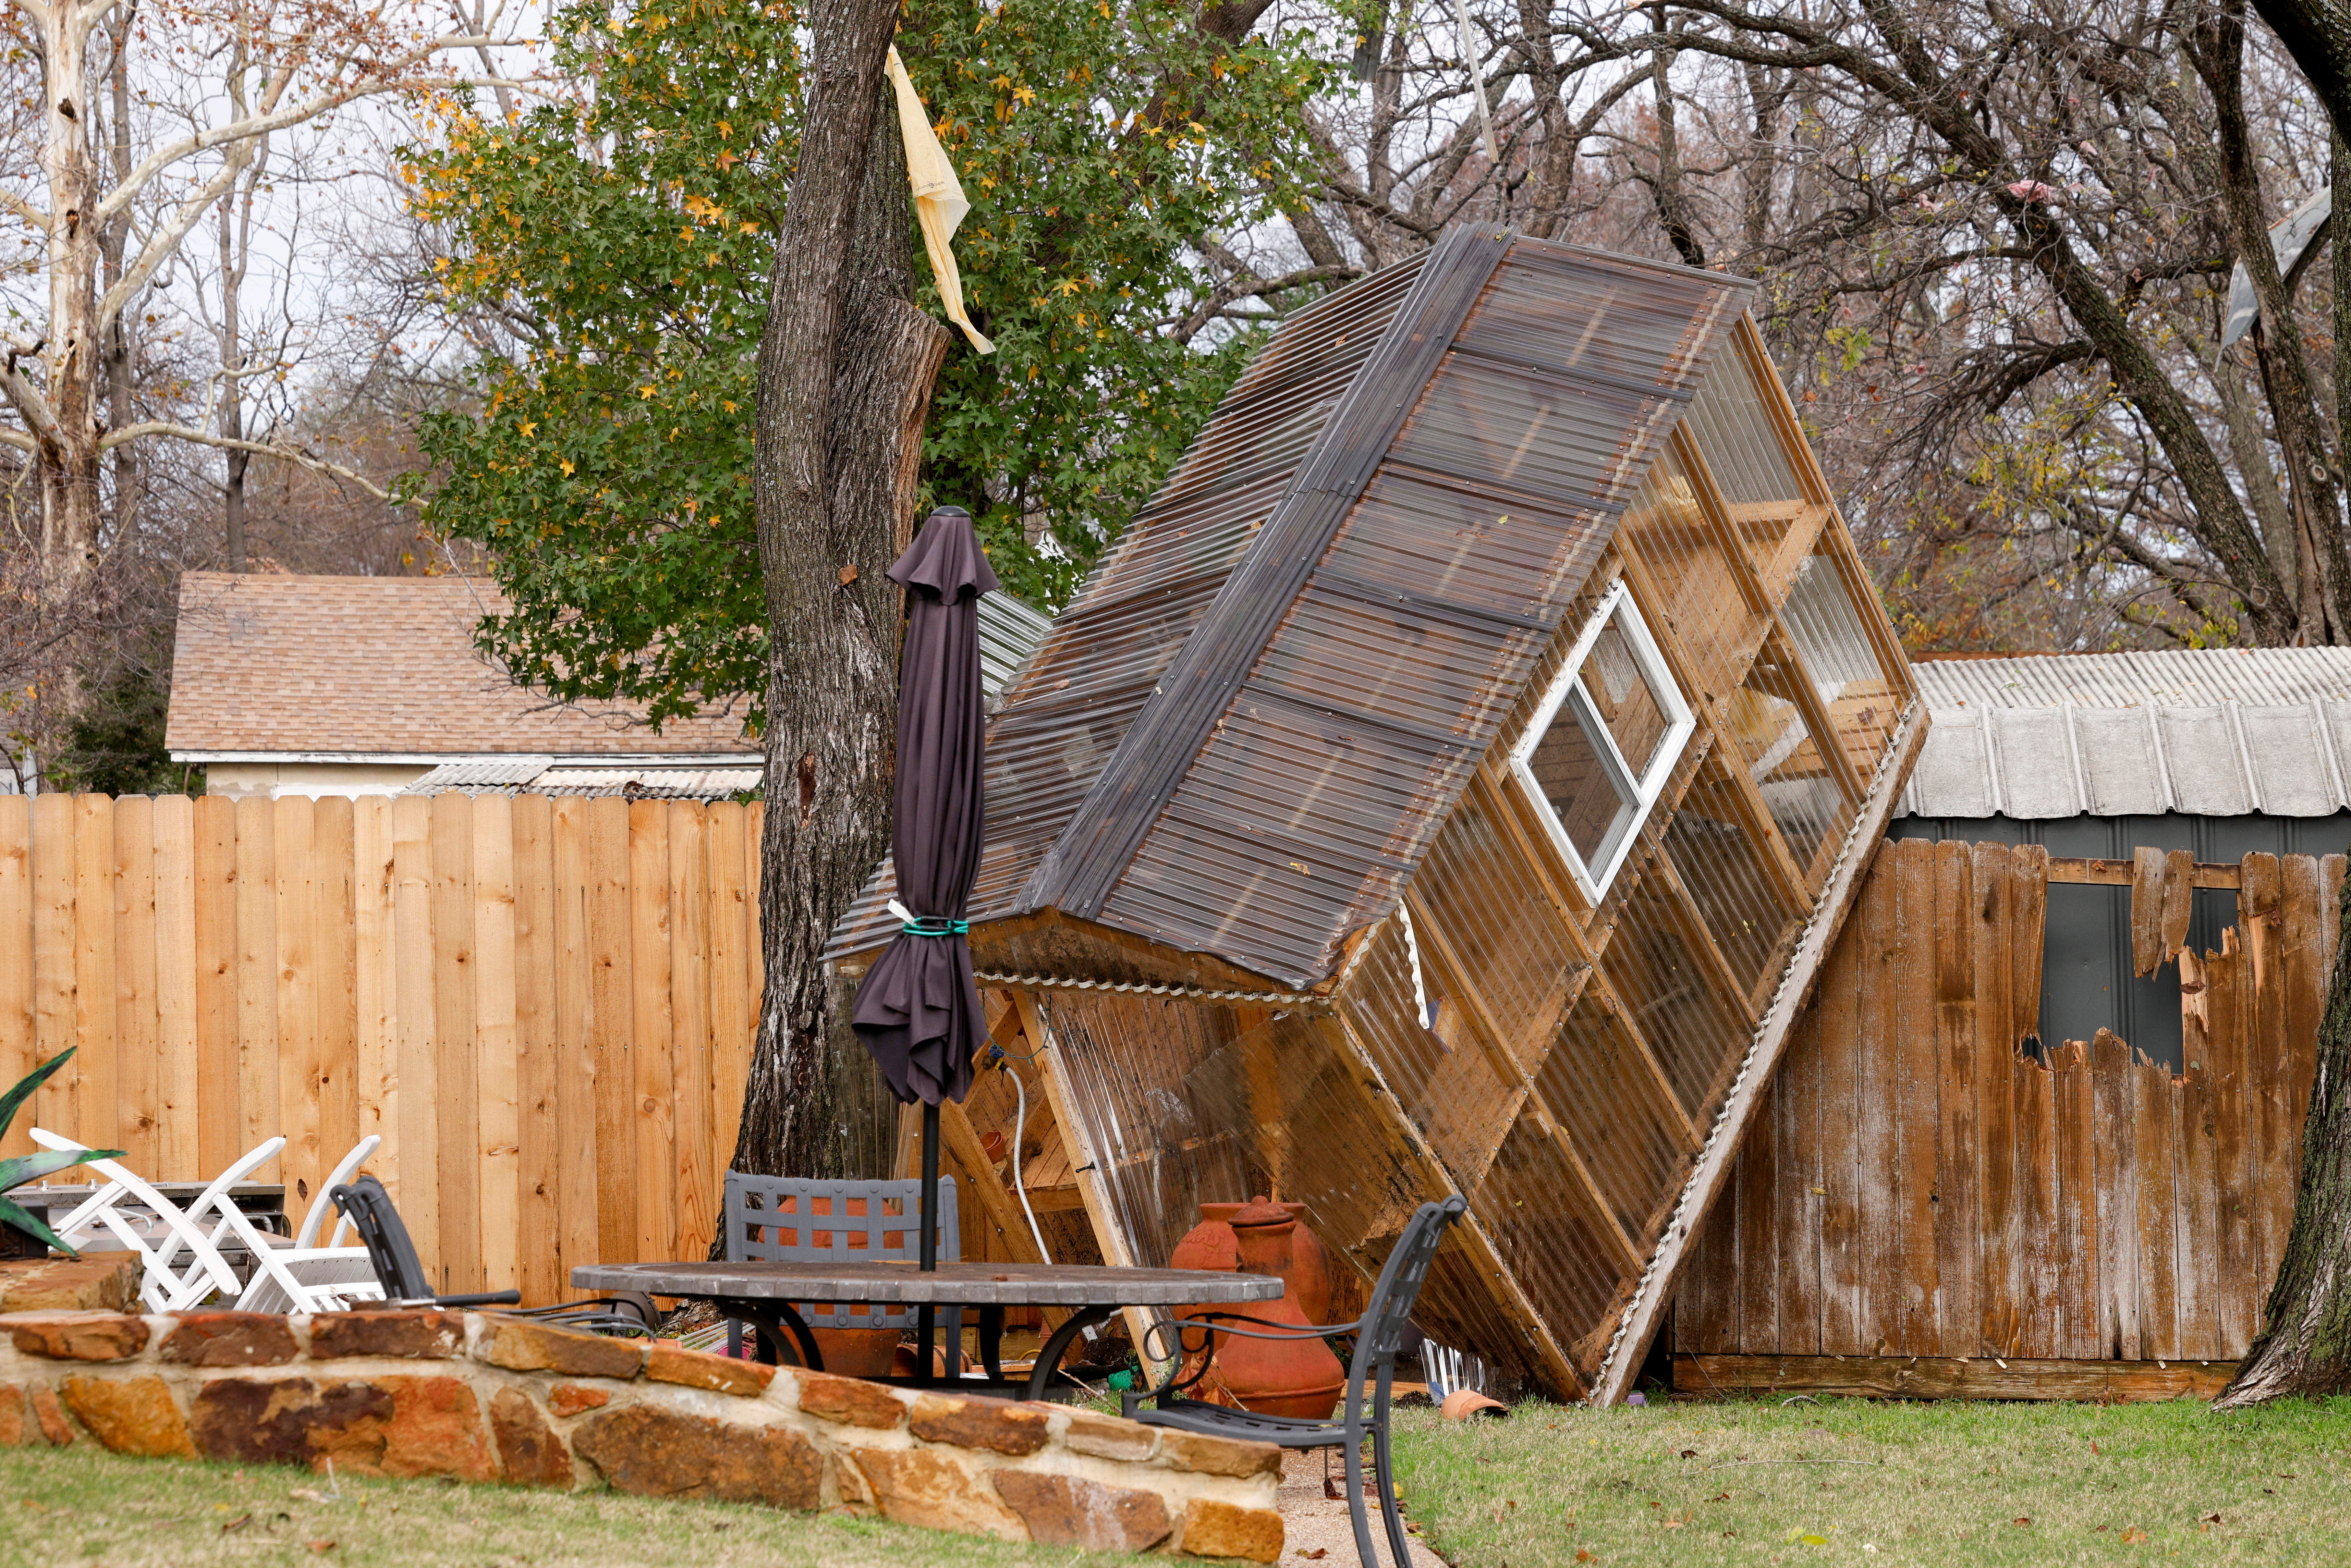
xmin=2217 ymin=867 xmax=2351 ymax=1406
xmin=735 ymin=38 xmax=955 ymax=1183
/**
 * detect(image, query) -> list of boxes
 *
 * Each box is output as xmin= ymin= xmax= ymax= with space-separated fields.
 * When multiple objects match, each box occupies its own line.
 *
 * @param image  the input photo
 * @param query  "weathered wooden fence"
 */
xmin=1676 ymin=839 xmax=2344 ymax=1393
xmin=0 ymin=794 xmax=764 ymax=1304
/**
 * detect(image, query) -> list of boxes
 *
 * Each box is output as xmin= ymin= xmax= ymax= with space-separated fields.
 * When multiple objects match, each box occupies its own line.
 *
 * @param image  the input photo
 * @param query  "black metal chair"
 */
xmin=328 ymin=1176 xmax=654 ymax=1335
xmin=721 ymin=1172 xmax=992 ymax=1376
xmin=1122 ymin=1195 xmax=1467 ymax=1568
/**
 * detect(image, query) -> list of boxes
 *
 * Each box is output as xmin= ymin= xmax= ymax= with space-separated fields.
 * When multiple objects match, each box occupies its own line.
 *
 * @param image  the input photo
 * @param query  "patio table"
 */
xmin=572 ymin=1260 xmax=1284 ymax=1401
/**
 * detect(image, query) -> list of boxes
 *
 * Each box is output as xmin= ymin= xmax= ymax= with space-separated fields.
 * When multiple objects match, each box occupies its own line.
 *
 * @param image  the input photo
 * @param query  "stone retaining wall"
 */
xmin=0 ymin=1310 xmax=1282 ymax=1560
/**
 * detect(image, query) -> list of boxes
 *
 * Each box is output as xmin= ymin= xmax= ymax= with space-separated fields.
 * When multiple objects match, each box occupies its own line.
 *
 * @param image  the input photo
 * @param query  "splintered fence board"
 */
xmin=1675 ymin=846 xmax=2342 ymax=1383
xmin=0 ymin=793 xmax=764 ymax=1306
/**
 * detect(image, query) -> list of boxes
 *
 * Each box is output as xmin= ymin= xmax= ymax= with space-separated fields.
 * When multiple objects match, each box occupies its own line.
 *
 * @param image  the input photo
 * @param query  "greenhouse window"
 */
xmin=1510 ymin=581 xmax=1695 ymax=901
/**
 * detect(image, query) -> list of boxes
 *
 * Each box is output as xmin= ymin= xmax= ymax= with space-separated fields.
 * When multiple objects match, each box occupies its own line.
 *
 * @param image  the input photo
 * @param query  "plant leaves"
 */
xmin=0 ymin=1147 xmax=123 ymax=1193
xmin=0 ymin=1047 xmax=74 ymax=1141
xmin=0 ymin=1195 xmax=82 ymax=1258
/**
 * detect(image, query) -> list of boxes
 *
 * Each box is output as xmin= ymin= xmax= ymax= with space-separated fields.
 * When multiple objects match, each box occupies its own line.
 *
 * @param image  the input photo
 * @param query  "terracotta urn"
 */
xmin=1169 ymin=1206 xmax=1243 ymax=1359
xmin=1215 ymin=1197 xmax=1345 ymax=1419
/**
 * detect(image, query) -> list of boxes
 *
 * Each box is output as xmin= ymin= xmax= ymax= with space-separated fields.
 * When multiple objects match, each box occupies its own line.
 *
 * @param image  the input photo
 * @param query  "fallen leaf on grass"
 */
xmin=2205 ymin=1514 xmax=2223 ymax=1524
xmin=2013 ymin=1517 xmax=2031 ymax=1526
xmin=291 ymin=1488 xmax=332 ymax=1504
xmin=306 ymin=1543 xmax=336 ymax=1555
xmin=1295 ymin=1551 xmax=1328 ymax=1560
xmin=221 ymin=1514 xmax=252 ymax=1534
xmin=2121 ymin=1527 xmax=2149 ymax=1544
xmin=1679 ymin=1448 xmax=1698 ymax=1459
xmin=1574 ymin=1551 xmax=1597 ymax=1564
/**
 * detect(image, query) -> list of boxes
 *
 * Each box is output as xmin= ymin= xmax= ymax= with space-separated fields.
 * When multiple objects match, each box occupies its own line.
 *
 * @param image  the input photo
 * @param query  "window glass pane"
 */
xmin=1729 ymin=656 xmax=1852 ymax=877
xmin=1578 ymin=613 xmax=1672 ymax=782
xmin=1780 ymin=549 xmax=1904 ymax=783
xmin=1526 ymin=693 xmax=1635 ymax=867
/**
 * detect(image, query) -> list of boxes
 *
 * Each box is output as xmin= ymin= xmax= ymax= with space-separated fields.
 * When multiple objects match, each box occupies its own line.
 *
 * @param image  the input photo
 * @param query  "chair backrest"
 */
xmin=1347 ymin=1196 xmax=1466 ymax=1394
xmin=32 ymin=1129 xmax=261 ymax=1313
xmin=330 ymin=1176 xmax=436 ymax=1301
xmin=722 ymin=1173 xmax=958 ymax=1331
xmin=296 ymin=1135 xmax=382 ymax=1248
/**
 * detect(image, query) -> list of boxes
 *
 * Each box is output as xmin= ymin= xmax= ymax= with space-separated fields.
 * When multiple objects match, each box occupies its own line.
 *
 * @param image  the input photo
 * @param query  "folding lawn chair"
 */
xmin=31 ymin=1130 xmax=266 ymax=1313
xmin=221 ymin=1135 xmax=386 ymax=1313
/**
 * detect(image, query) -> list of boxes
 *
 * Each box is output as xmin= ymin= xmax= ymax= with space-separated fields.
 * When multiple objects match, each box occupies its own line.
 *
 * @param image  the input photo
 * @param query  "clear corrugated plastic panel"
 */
xmin=1411 ymin=783 xmax=1585 ymax=1079
xmin=1613 ymin=447 xmax=1769 ymax=708
xmin=1662 ymin=752 xmax=1803 ymax=997
xmin=1778 ymin=546 xmax=1907 ymax=786
xmin=1536 ymin=985 xmax=1696 ymax=1245
xmin=1453 ymin=242 xmax=1735 ymax=422
xmin=1730 ymin=650 xmax=1854 ymax=880
xmin=1472 ymin=1114 xmax=1636 ymax=1382
xmin=1034 ymin=991 xmax=1255 ymax=1268
xmin=1678 ymin=341 xmax=1810 ymax=575
xmin=940 ymin=258 xmax=1429 ymax=939
xmin=1599 ymin=868 xmax=1755 ymax=1119
xmin=1342 ymin=917 xmax=1522 ymax=1193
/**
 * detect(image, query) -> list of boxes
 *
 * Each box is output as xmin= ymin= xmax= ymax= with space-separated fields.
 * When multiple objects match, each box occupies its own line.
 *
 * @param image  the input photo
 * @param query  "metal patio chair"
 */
xmin=1122 ymin=1195 xmax=1467 ymax=1568
xmin=721 ymin=1172 xmax=977 ymax=1369
xmin=328 ymin=1176 xmax=654 ymax=1335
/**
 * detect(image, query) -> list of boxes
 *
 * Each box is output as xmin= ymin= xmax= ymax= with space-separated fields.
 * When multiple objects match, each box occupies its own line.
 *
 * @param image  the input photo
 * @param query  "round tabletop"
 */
xmin=571 ymin=1260 xmax=1286 ymax=1308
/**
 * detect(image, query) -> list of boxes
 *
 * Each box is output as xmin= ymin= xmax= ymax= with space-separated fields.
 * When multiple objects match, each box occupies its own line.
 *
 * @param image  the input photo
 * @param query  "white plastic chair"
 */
xmin=222 ymin=1136 xmax=386 ymax=1313
xmin=31 ymin=1130 xmax=270 ymax=1313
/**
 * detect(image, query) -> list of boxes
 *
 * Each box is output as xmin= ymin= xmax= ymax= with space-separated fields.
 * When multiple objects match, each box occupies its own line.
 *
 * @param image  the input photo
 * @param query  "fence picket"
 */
xmin=431 ymin=792 xmax=483 ymax=1295
xmin=233 ymin=797 xmax=280 ymax=1175
xmin=193 ymin=796 xmax=237 ymax=1174
xmin=473 ymin=794 xmax=521 ymax=1297
xmin=273 ymin=795 xmax=320 ymax=1213
xmin=113 ymin=797 xmax=159 ymax=1174
xmin=512 ymin=795 xmax=561 ymax=1306
xmin=629 ymin=800 xmax=676 ymax=1263
xmin=0 ymin=800 xmax=30 ymax=1162
xmin=391 ymin=795 xmax=440 ymax=1273
xmin=669 ymin=801 xmax=716 ymax=1262
xmin=72 ymin=796 xmax=116 ymax=1153
xmin=154 ymin=798 xmax=198 ymax=1179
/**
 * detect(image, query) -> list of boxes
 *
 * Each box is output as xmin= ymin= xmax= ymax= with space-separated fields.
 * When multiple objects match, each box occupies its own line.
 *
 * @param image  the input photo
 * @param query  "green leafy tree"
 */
xmin=408 ymin=0 xmax=1331 ymax=730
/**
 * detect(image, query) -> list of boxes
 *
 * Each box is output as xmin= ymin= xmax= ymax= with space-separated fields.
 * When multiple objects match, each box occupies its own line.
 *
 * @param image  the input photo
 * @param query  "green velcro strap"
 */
xmin=901 ymin=916 xmax=970 ymax=937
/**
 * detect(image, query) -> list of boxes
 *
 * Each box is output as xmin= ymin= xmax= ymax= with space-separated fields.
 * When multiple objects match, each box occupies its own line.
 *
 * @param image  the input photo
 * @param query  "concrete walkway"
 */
xmin=1274 ymin=1447 xmax=1447 ymax=1566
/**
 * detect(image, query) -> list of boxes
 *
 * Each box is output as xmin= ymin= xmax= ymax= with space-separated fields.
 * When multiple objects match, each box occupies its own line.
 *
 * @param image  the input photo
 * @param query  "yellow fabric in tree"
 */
xmin=888 ymin=47 xmax=995 ymax=355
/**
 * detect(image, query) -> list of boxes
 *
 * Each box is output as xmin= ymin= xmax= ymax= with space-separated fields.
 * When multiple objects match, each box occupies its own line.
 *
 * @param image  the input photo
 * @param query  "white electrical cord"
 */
xmin=1007 ymin=1065 xmax=1052 ymax=1264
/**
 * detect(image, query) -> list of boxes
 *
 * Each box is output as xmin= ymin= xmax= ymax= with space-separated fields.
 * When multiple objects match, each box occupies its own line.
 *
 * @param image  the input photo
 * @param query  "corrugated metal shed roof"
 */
xmin=1902 ymin=648 xmax=2351 ymax=819
xmin=829 ymin=227 xmax=1751 ymax=986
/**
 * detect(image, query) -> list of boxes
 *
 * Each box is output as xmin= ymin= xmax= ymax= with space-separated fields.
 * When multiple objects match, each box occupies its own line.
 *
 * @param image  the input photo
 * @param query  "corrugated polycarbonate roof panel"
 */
xmin=1901 ymin=649 xmax=2351 ymax=819
xmin=825 ymin=253 xmax=1433 ymax=964
xmin=1085 ymin=237 xmax=1745 ymax=985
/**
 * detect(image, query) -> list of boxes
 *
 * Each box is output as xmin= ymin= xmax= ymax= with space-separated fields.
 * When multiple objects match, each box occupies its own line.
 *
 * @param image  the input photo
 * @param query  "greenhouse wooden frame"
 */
xmin=830 ymin=225 xmax=1924 ymax=1404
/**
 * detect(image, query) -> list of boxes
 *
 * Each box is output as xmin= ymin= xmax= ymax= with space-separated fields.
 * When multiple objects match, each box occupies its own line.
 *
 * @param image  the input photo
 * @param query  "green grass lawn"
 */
xmin=0 ymin=1444 xmax=1138 ymax=1568
xmin=1388 ymin=1394 xmax=2351 ymax=1566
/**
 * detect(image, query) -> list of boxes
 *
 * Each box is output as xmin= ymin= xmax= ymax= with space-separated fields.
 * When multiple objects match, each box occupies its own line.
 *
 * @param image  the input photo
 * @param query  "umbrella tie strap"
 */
xmin=901 ymin=917 xmax=970 ymax=936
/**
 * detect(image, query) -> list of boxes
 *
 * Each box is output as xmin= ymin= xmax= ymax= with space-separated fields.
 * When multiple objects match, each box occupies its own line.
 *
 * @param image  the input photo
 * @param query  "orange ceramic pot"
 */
xmin=1169 ymin=1206 xmax=1242 ymax=1358
xmin=1216 ymin=1197 xmax=1344 ymax=1419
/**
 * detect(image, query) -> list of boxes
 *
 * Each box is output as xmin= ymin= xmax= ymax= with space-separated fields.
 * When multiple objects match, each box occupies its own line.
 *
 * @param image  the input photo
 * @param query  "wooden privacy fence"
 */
xmin=1677 ymin=839 xmax=2344 ymax=1389
xmin=0 ymin=794 xmax=764 ymax=1305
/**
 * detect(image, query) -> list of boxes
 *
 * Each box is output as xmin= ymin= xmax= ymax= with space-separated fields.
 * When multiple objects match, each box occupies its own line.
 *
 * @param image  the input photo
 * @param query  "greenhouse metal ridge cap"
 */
xmin=1014 ymin=223 xmax=1517 ymax=923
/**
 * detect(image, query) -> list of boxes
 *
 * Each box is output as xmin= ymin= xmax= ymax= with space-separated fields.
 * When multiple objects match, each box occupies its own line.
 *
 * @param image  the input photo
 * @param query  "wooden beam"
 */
xmin=2049 ymin=857 xmax=2242 ymax=890
xmin=1591 ymin=701 xmax=1928 ymax=1406
xmin=1013 ymin=988 xmax=1168 ymax=1375
xmin=1672 ymin=1352 xmax=2232 ymax=1404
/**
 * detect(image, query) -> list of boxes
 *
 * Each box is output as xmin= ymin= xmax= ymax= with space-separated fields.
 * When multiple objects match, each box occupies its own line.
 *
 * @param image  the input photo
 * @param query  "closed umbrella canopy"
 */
xmin=852 ymin=506 xmax=1000 ymax=1107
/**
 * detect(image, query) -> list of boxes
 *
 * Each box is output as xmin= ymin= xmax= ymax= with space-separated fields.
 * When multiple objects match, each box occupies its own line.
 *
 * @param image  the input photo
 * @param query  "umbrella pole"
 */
xmin=918 ymin=1100 xmax=941 ymax=1385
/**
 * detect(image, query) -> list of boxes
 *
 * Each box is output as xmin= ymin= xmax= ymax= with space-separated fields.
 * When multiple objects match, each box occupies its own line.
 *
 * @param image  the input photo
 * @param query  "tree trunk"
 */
xmin=2216 ymin=868 xmax=2351 ymax=1406
xmin=734 ymin=36 xmax=955 ymax=1183
xmin=37 ymin=0 xmax=102 ymax=616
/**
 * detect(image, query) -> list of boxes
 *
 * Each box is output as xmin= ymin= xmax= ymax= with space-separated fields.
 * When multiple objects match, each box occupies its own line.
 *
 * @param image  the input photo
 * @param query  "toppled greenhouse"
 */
xmin=828 ymin=224 xmax=1924 ymax=1404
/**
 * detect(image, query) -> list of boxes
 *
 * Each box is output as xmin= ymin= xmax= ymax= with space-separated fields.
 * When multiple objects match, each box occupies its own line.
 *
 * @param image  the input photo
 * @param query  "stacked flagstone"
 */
xmin=0 ymin=1307 xmax=1282 ymax=1560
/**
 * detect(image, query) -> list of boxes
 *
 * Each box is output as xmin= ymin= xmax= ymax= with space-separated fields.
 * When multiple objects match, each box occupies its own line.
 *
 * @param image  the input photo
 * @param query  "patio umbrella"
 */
xmin=851 ymin=504 xmax=998 ymax=1377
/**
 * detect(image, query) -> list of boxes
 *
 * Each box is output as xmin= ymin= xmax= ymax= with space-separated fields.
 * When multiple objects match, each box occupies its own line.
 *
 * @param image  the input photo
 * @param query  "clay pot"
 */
xmin=809 ymin=1326 xmax=903 ymax=1379
xmin=1439 ymin=1389 xmax=1508 ymax=1420
xmin=1169 ymin=1208 xmax=1243 ymax=1358
xmin=1215 ymin=1197 xmax=1344 ymax=1419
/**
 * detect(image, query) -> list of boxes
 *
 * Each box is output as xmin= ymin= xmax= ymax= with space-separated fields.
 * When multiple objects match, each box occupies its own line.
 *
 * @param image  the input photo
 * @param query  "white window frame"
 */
xmin=1508 ymin=579 xmax=1696 ymax=902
